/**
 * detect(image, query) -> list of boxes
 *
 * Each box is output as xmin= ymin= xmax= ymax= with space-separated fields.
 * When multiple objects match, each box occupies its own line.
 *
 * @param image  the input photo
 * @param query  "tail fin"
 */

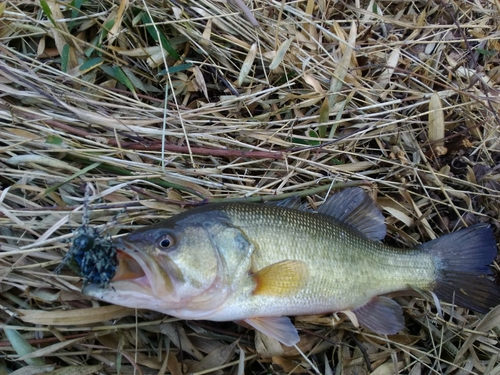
xmin=420 ymin=224 xmax=500 ymax=313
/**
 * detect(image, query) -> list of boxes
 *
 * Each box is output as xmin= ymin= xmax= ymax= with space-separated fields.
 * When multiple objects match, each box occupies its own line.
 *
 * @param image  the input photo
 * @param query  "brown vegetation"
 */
xmin=1 ymin=0 xmax=500 ymax=373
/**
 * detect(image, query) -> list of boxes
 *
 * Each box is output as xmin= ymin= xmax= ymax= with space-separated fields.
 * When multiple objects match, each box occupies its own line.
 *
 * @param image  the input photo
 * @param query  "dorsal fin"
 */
xmin=319 ymin=188 xmax=386 ymax=241
xmin=267 ymin=196 xmax=308 ymax=211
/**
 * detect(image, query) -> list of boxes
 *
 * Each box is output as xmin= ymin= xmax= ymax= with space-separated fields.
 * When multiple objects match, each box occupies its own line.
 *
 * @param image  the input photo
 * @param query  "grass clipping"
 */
xmin=1 ymin=0 xmax=500 ymax=373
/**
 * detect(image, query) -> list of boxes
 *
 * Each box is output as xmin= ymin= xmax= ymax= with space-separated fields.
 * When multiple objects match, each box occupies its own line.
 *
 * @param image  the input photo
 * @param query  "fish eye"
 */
xmin=157 ymin=234 xmax=175 ymax=250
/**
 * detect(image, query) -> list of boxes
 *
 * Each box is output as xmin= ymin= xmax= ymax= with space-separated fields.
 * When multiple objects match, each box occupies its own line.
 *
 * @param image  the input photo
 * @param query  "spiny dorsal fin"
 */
xmin=252 ymin=260 xmax=309 ymax=296
xmin=244 ymin=316 xmax=300 ymax=347
xmin=319 ymin=188 xmax=386 ymax=241
xmin=267 ymin=196 xmax=309 ymax=211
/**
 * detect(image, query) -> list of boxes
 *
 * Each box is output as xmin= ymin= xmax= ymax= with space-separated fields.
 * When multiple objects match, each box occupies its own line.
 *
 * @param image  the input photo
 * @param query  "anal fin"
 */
xmin=353 ymin=296 xmax=404 ymax=335
xmin=244 ymin=316 xmax=300 ymax=347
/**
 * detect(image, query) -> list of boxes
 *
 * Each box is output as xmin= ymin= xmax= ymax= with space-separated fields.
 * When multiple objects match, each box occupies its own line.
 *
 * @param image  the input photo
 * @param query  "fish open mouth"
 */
xmin=104 ymin=248 xmax=156 ymax=298
xmin=112 ymin=250 xmax=146 ymax=281
xmin=83 ymin=237 xmax=177 ymax=312
xmin=106 ymin=240 xmax=174 ymax=298
xmin=83 ymin=243 xmax=168 ymax=308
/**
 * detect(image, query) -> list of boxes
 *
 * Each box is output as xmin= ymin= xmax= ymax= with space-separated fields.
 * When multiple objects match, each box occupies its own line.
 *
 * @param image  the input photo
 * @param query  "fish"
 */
xmin=83 ymin=188 xmax=500 ymax=346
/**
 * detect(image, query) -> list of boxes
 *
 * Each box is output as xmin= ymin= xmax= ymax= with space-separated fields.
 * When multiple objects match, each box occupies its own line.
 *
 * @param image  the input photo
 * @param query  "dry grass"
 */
xmin=1 ymin=0 xmax=500 ymax=373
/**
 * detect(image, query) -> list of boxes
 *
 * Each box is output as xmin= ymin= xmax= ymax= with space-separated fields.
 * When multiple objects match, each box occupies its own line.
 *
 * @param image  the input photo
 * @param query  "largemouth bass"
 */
xmin=83 ymin=188 xmax=500 ymax=346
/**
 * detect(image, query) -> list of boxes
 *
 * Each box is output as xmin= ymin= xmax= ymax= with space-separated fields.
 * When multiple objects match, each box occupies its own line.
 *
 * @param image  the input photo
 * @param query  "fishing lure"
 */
xmin=54 ymin=189 xmax=117 ymax=287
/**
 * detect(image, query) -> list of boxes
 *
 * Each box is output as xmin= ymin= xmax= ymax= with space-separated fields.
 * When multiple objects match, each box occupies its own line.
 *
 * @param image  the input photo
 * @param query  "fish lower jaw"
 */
xmin=156 ymin=307 xmax=225 ymax=320
xmin=154 ymin=295 xmax=233 ymax=319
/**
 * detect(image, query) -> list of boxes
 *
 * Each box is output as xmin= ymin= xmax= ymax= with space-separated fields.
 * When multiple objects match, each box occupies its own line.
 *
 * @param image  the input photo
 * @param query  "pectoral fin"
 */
xmin=244 ymin=316 xmax=300 ymax=346
xmin=353 ymin=296 xmax=404 ymax=335
xmin=252 ymin=260 xmax=309 ymax=296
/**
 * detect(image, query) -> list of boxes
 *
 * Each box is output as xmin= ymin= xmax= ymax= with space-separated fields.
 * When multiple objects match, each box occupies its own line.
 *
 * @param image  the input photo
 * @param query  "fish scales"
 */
xmin=212 ymin=202 xmax=435 ymax=315
xmin=83 ymin=188 xmax=500 ymax=346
